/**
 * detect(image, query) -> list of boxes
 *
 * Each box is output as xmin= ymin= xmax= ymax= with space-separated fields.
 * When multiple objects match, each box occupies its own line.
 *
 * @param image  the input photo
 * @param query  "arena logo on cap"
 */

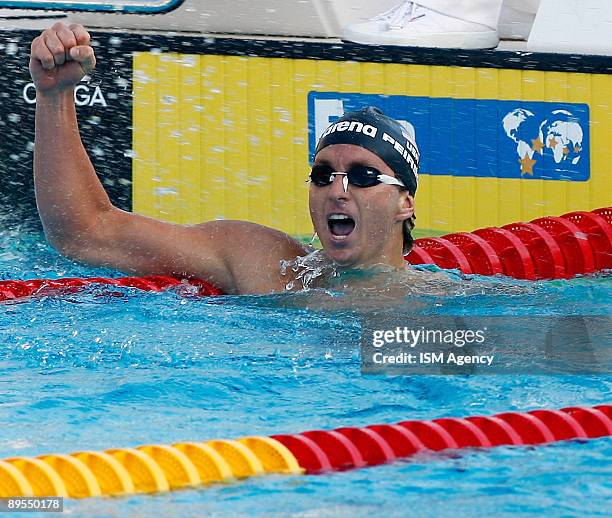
xmin=320 ymin=120 xmax=378 ymax=139
xmin=308 ymin=92 xmax=590 ymax=181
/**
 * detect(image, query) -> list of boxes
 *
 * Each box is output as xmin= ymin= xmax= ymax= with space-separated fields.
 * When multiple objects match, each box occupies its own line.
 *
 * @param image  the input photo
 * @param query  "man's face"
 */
xmin=308 ymin=144 xmax=415 ymax=268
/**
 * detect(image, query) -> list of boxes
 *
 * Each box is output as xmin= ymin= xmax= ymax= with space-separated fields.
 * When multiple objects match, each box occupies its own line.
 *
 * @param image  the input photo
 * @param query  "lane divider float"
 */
xmin=0 ymin=275 xmax=221 ymax=302
xmin=1 ymin=405 xmax=609 ymax=498
xmin=0 ymin=207 xmax=609 ymax=303
xmin=407 ymin=207 xmax=612 ymax=279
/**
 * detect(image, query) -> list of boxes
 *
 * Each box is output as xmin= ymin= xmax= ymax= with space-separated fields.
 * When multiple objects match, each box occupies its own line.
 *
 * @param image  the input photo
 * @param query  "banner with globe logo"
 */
xmin=309 ymin=92 xmax=590 ymax=182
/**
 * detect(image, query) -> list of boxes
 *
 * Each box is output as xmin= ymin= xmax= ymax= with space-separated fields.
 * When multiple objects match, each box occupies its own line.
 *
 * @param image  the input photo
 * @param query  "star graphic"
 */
xmin=519 ymin=153 xmax=537 ymax=175
xmin=548 ymin=136 xmax=558 ymax=149
xmin=531 ymin=137 xmax=544 ymax=154
xmin=563 ymin=146 xmax=570 ymax=155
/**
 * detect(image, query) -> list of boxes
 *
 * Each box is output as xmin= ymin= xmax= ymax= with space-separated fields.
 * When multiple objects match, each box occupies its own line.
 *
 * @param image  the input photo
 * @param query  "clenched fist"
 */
xmin=29 ymin=22 xmax=96 ymax=95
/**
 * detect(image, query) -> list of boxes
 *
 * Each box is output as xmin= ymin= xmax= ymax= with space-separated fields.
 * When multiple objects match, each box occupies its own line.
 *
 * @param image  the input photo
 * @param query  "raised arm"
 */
xmin=31 ymin=22 xmax=107 ymax=246
xmin=30 ymin=22 xmax=306 ymax=294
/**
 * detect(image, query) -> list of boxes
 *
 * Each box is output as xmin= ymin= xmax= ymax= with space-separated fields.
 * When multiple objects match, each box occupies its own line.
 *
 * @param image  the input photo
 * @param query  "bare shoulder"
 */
xmin=73 ymin=211 xmax=307 ymax=296
xmin=193 ymin=220 xmax=309 ymax=294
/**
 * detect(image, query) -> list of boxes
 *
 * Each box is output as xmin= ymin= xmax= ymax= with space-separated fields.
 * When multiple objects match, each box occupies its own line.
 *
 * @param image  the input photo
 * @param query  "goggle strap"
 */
xmin=377 ymin=175 xmax=405 ymax=187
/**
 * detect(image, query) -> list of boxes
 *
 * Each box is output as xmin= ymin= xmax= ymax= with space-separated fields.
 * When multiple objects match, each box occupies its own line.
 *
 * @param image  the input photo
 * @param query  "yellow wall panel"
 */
xmin=155 ymin=53 xmax=181 ymax=222
xmin=132 ymin=52 xmax=158 ymax=219
xmin=315 ymin=60 xmax=339 ymax=92
xmin=133 ymin=53 xmax=611 ymax=239
xmin=200 ymin=55 xmax=226 ymax=222
xmin=270 ymin=58 xmax=296 ymax=233
xmin=293 ymin=59 xmax=317 ymax=236
xmin=406 ymin=64 xmax=430 ymax=98
xmin=590 ymin=74 xmax=612 ymax=210
xmin=338 ymin=60 xmax=361 ymax=93
xmin=178 ymin=54 xmax=202 ymax=224
xmin=361 ymin=62 xmax=385 ymax=94
xmin=383 ymin=63 xmax=407 ymax=96
xmin=223 ymin=56 xmax=249 ymax=223
xmin=246 ymin=57 xmax=273 ymax=229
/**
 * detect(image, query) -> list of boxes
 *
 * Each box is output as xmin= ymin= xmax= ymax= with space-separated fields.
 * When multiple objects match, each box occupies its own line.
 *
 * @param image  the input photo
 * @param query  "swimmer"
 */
xmin=29 ymin=22 xmax=418 ymax=295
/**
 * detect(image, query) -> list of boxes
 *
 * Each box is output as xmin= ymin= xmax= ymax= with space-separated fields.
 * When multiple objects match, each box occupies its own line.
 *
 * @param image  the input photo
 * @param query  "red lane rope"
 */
xmin=409 ymin=237 xmax=473 ymax=274
xmin=465 ymin=416 xmax=524 ymax=446
xmin=1 ymin=207 xmax=609 ymax=303
xmin=408 ymin=207 xmax=612 ymax=279
xmin=335 ymin=427 xmax=397 ymax=465
xmin=271 ymin=434 xmax=333 ymax=473
xmin=433 ymin=418 xmax=492 ymax=448
xmin=532 ymin=217 xmax=595 ymax=276
xmin=2 ymin=405 xmax=608 ymax=498
xmin=299 ymin=430 xmax=366 ymax=471
xmin=0 ymin=275 xmax=221 ymax=302
xmin=561 ymin=407 xmax=612 ymax=437
xmin=277 ymin=405 xmax=611 ymax=473
xmin=366 ymin=424 xmax=426 ymax=456
xmin=396 ymin=420 xmax=459 ymax=451
xmin=443 ymin=232 xmax=504 ymax=276
xmin=562 ymin=211 xmax=612 ymax=271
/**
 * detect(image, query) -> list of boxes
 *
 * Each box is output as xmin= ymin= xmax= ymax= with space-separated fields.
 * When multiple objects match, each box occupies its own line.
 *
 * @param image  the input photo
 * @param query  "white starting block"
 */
xmin=528 ymin=0 xmax=612 ymax=55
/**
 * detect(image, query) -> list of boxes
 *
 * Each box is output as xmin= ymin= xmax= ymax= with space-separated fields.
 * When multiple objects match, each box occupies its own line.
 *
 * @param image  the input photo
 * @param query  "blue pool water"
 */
xmin=0 ymin=230 xmax=611 ymax=517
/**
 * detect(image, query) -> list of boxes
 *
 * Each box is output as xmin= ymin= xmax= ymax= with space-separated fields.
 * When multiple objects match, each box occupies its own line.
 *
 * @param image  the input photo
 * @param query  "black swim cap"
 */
xmin=314 ymin=106 xmax=419 ymax=195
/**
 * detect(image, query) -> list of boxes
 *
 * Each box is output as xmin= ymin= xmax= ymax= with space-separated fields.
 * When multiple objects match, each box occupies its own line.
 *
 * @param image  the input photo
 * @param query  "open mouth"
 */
xmin=328 ymin=214 xmax=356 ymax=237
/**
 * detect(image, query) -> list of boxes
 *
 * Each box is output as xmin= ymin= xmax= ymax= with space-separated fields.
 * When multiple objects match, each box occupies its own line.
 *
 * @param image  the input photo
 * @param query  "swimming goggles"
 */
xmin=309 ymin=164 xmax=405 ymax=193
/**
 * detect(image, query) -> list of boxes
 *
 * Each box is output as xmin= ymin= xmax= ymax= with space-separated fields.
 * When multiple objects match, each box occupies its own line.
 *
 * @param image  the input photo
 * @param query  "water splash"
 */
xmin=280 ymin=249 xmax=338 ymax=291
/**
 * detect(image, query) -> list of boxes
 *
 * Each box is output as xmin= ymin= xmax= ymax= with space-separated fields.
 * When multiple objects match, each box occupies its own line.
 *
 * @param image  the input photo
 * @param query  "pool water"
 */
xmin=0 ymin=230 xmax=610 ymax=517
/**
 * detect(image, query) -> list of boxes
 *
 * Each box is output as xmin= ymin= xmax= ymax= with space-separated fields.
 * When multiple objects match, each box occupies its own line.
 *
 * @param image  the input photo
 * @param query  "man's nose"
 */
xmin=328 ymin=174 xmax=349 ymax=198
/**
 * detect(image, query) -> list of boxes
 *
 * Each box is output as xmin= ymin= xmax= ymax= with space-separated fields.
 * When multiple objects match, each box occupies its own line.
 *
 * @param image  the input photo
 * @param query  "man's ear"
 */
xmin=396 ymin=192 xmax=415 ymax=222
